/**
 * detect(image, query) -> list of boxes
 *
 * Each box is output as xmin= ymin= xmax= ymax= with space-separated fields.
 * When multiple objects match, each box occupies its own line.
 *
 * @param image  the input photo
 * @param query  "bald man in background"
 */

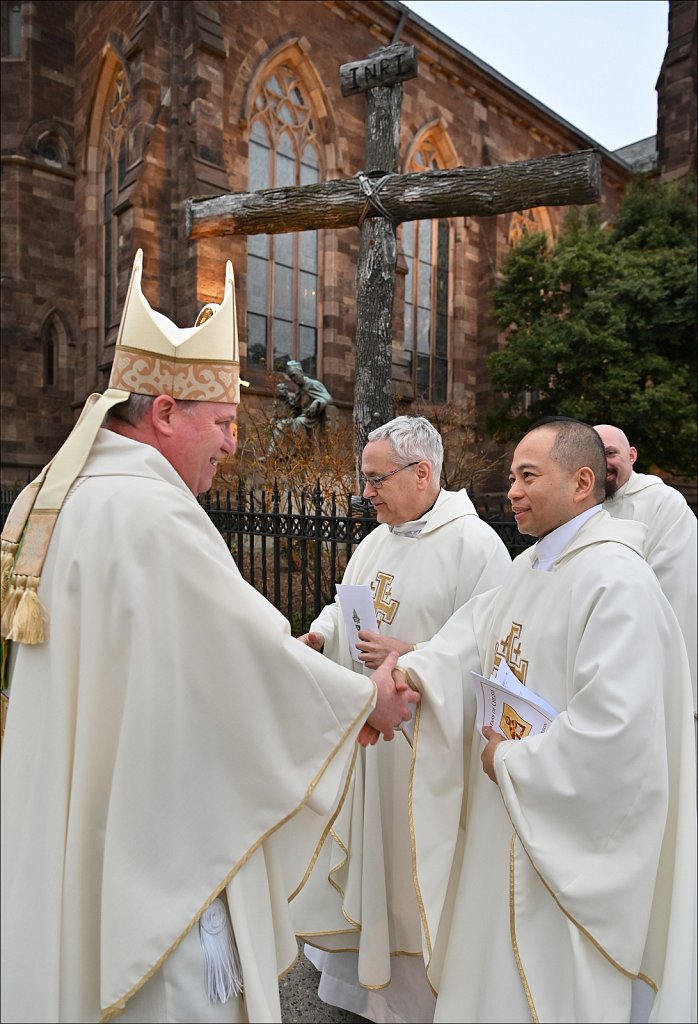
xmin=594 ymin=424 xmax=697 ymax=729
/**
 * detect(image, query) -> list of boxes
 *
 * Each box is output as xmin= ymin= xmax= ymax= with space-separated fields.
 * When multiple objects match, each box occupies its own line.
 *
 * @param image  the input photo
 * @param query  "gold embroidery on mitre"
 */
xmin=494 ymin=622 xmax=529 ymax=684
xmin=371 ymin=571 xmax=399 ymax=626
xmin=109 ymin=347 xmax=238 ymax=402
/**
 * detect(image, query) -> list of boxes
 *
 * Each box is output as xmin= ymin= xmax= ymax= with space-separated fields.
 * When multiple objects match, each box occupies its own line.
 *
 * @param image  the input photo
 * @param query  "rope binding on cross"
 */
xmin=355 ymin=171 xmax=396 ymax=226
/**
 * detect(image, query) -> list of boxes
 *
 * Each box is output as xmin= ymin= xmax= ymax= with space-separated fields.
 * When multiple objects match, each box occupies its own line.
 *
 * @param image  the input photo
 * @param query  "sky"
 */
xmin=400 ymin=1 xmax=669 ymax=152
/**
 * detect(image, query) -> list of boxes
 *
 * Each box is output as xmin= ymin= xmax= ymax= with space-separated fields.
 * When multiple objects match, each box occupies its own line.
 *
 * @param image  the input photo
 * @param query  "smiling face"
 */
xmin=594 ymin=424 xmax=637 ymax=495
xmin=167 ymin=401 xmax=238 ymax=495
xmin=507 ymin=428 xmax=585 ymax=539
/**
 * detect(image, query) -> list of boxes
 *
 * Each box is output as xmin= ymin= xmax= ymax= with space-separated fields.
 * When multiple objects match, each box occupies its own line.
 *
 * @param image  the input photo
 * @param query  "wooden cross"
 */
xmin=187 ymin=43 xmax=600 ymax=465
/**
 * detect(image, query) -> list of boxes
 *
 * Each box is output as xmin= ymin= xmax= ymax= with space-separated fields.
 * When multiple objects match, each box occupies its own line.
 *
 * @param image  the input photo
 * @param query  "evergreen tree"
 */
xmin=486 ymin=177 xmax=697 ymax=475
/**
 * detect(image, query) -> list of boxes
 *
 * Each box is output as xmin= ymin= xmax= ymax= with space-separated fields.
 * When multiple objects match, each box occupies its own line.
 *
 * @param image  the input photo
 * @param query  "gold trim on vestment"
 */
xmin=287 ymin=741 xmax=360 ymax=903
xmin=296 ymin=702 xmax=428 ymax=978
xmin=495 ymin=763 xmax=660 ymax=1012
xmin=0 ymin=477 xmax=45 ymax=544
xmin=1 ymin=390 xmax=130 ymax=645
xmin=10 ymin=509 xmax=58 ymax=577
xmin=407 ymin=699 xmax=432 ymax=958
xmin=400 ymin=671 xmax=439 ymax=998
xmin=511 ymin=824 xmax=658 ymax=985
xmin=509 ymin=832 xmax=540 ymax=1023
xmin=100 ymin=684 xmax=377 ymax=1022
xmin=278 ymin=945 xmax=300 ymax=982
xmin=320 ymin=729 xmax=428 ymax=951
xmin=325 ymin=820 xmax=362 ymax=928
xmin=296 ymin=796 xmax=359 ymax=929
xmin=296 ymin=768 xmax=362 ymax=931
xmin=299 ymin=941 xmax=423 ymax=990
xmin=404 ymin=687 xmax=434 ymax=955
xmin=0 ymin=685 xmax=8 ymax=753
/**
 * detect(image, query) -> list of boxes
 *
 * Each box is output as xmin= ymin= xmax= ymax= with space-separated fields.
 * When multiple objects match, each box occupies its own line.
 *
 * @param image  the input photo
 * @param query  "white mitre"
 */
xmin=110 ymin=248 xmax=242 ymax=403
xmin=1 ymin=249 xmax=243 ymax=645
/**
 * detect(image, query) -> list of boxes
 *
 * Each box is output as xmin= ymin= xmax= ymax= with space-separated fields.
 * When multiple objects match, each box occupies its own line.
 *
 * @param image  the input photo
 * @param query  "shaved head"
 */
xmin=526 ymin=419 xmax=607 ymax=504
xmin=593 ymin=424 xmax=637 ymax=495
xmin=594 ymin=424 xmax=631 ymax=450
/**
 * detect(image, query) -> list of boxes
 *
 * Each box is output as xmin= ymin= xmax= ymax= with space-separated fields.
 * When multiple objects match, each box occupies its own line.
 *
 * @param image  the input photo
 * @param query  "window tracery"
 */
xmin=246 ymin=65 xmax=320 ymax=375
xmin=401 ymin=139 xmax=450 ymax=403
xmin=101 ymin=68 xmax=130 ymax=336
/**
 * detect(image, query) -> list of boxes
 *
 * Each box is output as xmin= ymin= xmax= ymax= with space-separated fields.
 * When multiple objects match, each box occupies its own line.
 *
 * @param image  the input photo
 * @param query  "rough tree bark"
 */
xmin=352 ymin=83 xmax=402 ymax=466
xmin=186 ymin=150 xmax=602 ymax=239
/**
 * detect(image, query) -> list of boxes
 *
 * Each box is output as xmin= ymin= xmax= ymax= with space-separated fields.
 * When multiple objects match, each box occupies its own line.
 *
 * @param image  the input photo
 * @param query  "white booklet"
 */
xmin=336 ymin=583 xmax=379 ymax=663
xmin=471 ymin=661 xmax=558 ymax=740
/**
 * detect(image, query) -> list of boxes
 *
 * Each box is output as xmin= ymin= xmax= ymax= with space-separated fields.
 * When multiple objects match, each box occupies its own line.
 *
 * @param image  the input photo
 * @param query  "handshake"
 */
xmin=298 ymin=633 xmax=420 ymax=747
xmin=360 ymin=649 xmax=420 ymax=747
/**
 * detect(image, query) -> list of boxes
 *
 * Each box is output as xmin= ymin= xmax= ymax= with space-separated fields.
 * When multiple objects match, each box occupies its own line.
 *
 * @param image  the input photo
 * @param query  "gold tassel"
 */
xmin=6 ymin=576 xmax=46 ymax=645
xmin=1 ymin=581 xmax=23 ymax=640
xmin=1 ymin=539 xmax=19 ymax=599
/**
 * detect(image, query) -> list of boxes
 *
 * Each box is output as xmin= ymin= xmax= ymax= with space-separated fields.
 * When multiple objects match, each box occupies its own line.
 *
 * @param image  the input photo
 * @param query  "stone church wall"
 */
xmin=1 ymin=0 xmax=638 ymax=483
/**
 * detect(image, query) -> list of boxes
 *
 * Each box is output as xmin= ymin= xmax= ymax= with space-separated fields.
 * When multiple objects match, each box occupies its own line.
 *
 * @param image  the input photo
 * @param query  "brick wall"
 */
xmin=656 ymin=0 xmax=697 ymax=181
xmin=1 ymin=0 xmax=633 ymax=483
xmin=1 ymin=1 xmax=76 ymax=482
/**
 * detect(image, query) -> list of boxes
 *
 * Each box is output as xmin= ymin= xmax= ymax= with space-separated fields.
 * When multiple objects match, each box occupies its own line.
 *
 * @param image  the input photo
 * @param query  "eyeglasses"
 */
xmin=360 ymin=461 xmax=420 ymax=491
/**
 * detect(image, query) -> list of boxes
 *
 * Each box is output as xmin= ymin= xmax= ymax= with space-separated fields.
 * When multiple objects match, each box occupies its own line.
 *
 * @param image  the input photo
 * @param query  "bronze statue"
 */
xmin=268 ymin=360 xmax=332 ymax=453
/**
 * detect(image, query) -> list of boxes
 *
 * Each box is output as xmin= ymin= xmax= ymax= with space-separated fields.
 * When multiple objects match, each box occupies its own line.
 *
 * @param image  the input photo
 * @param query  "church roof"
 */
xmin=613 ymin=136 xmax=659 ymax=173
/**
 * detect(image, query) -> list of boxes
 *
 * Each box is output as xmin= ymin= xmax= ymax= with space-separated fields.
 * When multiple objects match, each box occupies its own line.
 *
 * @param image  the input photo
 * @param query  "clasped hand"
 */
xmin=358 ymin=650 xmax=420 ymax=747
xmin=355 ymin=629 xmax=414 ymax=669
xmin=296 ymin=634 xmax=419 ymax=747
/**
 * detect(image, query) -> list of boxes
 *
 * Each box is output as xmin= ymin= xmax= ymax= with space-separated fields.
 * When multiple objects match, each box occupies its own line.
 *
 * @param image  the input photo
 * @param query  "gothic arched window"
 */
xmin=42 ymin=312 xmax=68 ymax=393
xmin=246 ymin=65 xmax=320 ymax=375
xmin=101 ymin=68 xmax=130 ymax=339
xmin=43 ymin=317 xmax=57 ymax=389
xmin=508 ymin=207 xmax=551 ymax=246
xmin=401 ymin=140 xmax=450 ymax=403
xmin=1 ymin=2 xmax=22 ymax=58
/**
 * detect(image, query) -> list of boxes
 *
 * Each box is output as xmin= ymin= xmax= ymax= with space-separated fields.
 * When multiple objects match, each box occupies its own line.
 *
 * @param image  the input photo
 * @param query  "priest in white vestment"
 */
xmin=292 ymin=416 xmax=511 ymax=1024
xmin=397 ymin=419 xmax=696 ymax=1024
xmin=595 ymin=423 xmax=697 ymax=726
xmin=0 ymin=252 xmax=419 ymax=1024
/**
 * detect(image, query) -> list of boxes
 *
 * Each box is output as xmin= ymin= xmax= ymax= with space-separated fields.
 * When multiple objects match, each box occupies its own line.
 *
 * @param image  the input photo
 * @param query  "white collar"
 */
xmin=389 ymin=490 xmax=442 ymax=538
xmin=390 ymin=515 xmax=429 ymax=538
xmin=533 ymin=505 xmax=602 ymax=571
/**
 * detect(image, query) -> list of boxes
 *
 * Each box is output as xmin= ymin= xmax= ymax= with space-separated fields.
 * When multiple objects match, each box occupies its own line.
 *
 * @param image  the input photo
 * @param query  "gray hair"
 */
xmin=104 ymin=393 xmax=201 ymax=427
xmin=367 ymin=416 xmax=443 ymax=478
xmin=104 ymin=393 xmax=156 ymax=427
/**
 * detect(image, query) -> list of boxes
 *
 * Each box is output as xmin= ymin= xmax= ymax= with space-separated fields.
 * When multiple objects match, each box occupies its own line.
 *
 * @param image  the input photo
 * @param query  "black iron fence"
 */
xmin=1 ymin=483 xmax=531 ymax=634
xmin=200 ymin=486 xmax=378 ymax=633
